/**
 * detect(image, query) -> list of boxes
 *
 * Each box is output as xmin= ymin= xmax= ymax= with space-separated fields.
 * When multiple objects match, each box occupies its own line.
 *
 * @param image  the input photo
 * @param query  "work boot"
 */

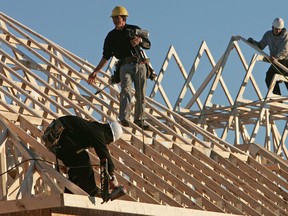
xmin=120 ymin=119 xmax=130 ymax=127
xmin=134 ymin=120 xmax=149 ymax=130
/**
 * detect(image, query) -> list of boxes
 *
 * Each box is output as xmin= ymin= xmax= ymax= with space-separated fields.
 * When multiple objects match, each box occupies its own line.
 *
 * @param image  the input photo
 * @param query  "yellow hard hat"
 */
xmin=111 ymin=6 xmax=128 ymax=17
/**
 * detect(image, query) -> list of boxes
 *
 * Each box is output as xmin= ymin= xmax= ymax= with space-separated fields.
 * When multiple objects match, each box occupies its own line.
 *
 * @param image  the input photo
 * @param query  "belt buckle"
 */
xmin=126 ymin=56 xmax=137 ymax=63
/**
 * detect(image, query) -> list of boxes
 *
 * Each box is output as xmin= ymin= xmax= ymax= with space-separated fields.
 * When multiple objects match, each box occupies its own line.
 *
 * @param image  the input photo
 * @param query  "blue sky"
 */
xmin=2 ymin=1 xmax=288 ymax=146
xmin=2 ymin=0 xmax=288 ymax=69
xmin=1 ymin=0 xmax=288 ymax=103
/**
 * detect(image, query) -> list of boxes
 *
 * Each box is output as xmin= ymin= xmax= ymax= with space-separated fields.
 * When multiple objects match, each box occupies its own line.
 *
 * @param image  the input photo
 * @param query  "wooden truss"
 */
xmin=0 ymin=12 xmax=287 ymax=216
xmin=150 ymin=36 xmax=288 ymax=158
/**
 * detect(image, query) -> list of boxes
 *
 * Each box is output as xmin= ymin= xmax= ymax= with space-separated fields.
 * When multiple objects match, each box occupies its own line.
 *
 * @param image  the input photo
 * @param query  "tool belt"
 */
xmin=121 ymin=56 xmax=149 ymax=64
xmin=42 ymin=119 xmax=65 ymax=152
xmin=111 ymin=57 xmax=149 ymax=84
xmin=121 ymin=56 xmax=139 ymax=64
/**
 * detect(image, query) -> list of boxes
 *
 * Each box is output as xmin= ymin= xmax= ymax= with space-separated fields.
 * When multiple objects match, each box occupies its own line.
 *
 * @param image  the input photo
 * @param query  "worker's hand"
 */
xmin=130 ymin=36 xmax=142 ymax=47
xmin=59 ymin=165 xmax=68 ymax=174
xmin=270 ymin=56 xmax=277 ymax=62
xmin=247 ymin=38 xmax=254 ymax=44
xmin=109 ymin=174 xmax=119 ymax=190
xmin=88 ymin=71 xmax=98 ymax=84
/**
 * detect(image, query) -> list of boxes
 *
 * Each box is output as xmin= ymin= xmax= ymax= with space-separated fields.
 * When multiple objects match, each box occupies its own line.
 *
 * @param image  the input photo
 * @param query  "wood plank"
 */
xmin=0 ymin=129 xmax=8 ymax=200
xmin=172 ymin=143 xmax=263 ymax=215
xmin=0 ymin=194 xmax=62 ymax=214
xmin=214 ymin=151 xmax=287 ymax=215
xmin=114 ymin=140 xmax=225 ymax=212
xmin=176 ymin=145 xmax=273 ymax=216
xmin=62 ymin=193 xmax=237 ymax=216
xmin=109 ymin=141 xmax=188 ymax=208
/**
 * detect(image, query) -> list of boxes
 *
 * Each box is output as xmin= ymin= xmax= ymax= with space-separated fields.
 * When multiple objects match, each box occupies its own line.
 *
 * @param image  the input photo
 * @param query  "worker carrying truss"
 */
xmin=247 ymin=17 xmax=288 ymax=96
xmin=42 ymin=115 xmax=126 ymax=201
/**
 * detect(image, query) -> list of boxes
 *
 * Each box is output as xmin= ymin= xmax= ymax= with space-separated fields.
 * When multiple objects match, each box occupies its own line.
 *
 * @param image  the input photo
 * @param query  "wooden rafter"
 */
xmin=0 ymin=12 xmax=287 ymax=216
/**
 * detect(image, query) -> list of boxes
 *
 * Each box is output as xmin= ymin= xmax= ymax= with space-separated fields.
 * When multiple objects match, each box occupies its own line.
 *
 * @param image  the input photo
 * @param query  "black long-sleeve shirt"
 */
xmin=58 ymin=115 xmax=115 ymax=173
xmin=103 ymin=24 xmax=151 ymax=60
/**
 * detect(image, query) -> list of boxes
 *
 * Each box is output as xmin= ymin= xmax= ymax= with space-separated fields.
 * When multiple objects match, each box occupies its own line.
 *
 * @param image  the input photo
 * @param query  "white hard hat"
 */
xmin=272 ymin=17 xmax=284 ymax=29
xmin=108 ymin=121 xmax=123 ymax=142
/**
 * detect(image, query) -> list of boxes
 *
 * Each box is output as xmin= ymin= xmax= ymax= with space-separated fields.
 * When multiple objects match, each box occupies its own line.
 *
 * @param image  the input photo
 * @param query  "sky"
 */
xmin=1 ymin=1 xmax=287 ymax=72
xmin=1 ymin=0 xmax=288 ymax=146
xmin=2 ymin=0 xmax=288 ymax=72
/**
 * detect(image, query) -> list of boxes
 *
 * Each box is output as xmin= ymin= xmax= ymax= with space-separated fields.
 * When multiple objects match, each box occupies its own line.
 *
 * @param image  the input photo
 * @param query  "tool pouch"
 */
xmin=145 ymin=62 xmax=157 ymax=81
xmin=110 ymin=60 xmax=122 ymax=84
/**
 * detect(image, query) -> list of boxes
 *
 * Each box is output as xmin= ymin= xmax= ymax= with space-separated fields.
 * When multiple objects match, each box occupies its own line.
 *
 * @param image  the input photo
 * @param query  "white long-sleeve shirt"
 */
xmin=255 ymin=28 xmax=288 ymax=60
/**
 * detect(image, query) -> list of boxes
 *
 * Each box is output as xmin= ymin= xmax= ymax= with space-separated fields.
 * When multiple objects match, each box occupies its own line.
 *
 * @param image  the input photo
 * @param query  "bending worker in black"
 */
xmin=88 ymin=6 xmax=152 ymax=130
xmin=42 ymin=115 xmax=123 ymax=196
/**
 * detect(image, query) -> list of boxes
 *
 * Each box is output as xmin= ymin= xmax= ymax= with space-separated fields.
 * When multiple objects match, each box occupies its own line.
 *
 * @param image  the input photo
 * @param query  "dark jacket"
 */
xmin=58 ymin=115 xmax=115 ymax=173
xmin=103 ymin=24 xmax=151 ymax=60
xmin=255 ymin=28 xmax=288 ymax=60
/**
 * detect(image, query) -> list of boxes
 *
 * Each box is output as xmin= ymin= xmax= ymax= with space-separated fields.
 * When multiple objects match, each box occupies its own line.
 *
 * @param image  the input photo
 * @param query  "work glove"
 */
xmin=109 ymin=174 xmax=119 ymax=190
xmin=110 ymin=73 xmax=120 ymax=84
xmin=247 ymin=38 xmax=254 ymax=44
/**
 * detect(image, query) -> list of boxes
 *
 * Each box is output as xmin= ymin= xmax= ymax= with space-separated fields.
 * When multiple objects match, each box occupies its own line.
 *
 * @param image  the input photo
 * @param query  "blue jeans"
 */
xmin=119 ymin=63 xmax=147 ymax=122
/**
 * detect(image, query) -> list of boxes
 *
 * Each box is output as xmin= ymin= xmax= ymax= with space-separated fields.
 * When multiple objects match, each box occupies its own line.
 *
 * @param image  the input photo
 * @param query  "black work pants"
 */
xmin=54 ymin=134 xmax=98 ymax=196
xmin=265 ymin=59 xmax=288 ymax=95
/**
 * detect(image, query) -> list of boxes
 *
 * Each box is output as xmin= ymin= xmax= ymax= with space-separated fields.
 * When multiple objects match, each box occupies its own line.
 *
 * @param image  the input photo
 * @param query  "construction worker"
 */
xmin=248 ymin=17 xmax=288 ymax=96
xmin=88 ymin=6 xmax=151 ymax=130
xmin=42 ymin=115 xmax=123 ymax=197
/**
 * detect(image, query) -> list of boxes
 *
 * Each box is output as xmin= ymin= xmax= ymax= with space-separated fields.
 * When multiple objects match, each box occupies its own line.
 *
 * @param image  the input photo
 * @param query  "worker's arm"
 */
xmin=94 ymin=146 xmax=115 ymax=175
xmin=87 ymin=57 xmax=108 ymax=84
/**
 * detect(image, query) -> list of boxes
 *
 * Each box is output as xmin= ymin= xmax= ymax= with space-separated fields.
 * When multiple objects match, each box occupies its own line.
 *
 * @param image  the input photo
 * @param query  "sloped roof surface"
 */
xmin=0 ymin=13 xmax=287 ymax=216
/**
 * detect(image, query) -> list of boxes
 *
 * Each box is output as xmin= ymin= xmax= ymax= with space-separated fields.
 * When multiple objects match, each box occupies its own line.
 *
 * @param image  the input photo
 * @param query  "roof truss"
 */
xmin=0 ymin=12 xmax=287 ymax=216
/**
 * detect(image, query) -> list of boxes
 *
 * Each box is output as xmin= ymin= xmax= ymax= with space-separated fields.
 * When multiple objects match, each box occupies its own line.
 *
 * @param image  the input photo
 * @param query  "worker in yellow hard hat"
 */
xmin=88 ymin=6 xmax=153 ymax=130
